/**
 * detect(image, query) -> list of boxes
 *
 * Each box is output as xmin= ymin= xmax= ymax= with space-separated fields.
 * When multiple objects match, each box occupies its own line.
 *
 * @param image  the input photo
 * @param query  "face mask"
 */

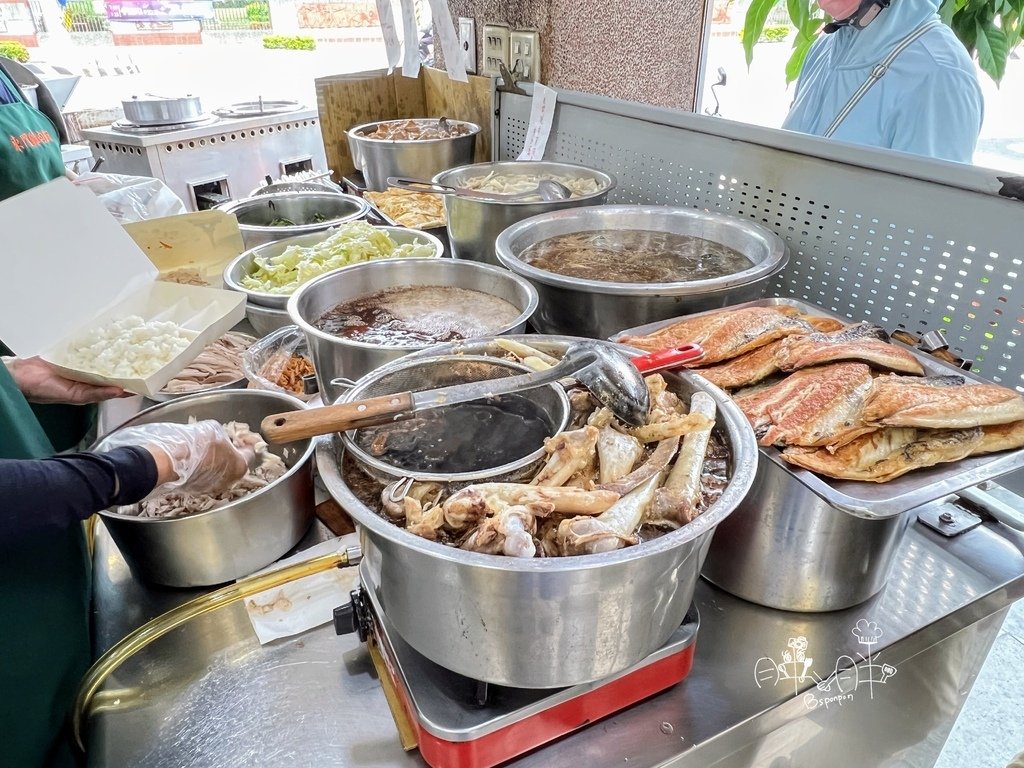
xmin=822 ymin=0 xmax=892 ymax=32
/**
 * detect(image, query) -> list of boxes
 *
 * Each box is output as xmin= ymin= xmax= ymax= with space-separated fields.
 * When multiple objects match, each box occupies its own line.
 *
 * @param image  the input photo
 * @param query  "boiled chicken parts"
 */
xmin=358 ymin=346 xmax=730 ymax=557
xmin=649 ymin=392 xmax=717 ymax=528
xmin=557 ymin=474 xmax=662 ymax=556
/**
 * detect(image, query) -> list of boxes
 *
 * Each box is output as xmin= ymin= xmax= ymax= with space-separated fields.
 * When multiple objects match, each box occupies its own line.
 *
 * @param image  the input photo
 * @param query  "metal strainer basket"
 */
xmin=340 ymin=354 xmax=571 ymax=484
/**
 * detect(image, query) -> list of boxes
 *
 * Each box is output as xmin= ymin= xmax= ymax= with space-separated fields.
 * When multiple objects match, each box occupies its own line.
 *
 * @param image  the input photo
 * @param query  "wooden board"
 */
xmin=315 ymin=66 xmax=492 ymax=178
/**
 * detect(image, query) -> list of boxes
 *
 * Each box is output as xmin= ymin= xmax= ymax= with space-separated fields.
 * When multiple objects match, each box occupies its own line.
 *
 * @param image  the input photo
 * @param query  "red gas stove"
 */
xmin=334 ymin=576 xmax=699 ymax=768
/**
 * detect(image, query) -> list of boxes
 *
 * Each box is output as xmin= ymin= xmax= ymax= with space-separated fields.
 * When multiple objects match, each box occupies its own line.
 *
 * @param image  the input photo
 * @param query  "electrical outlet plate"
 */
xmin=510 ymin=29 xmax=540 ymax=82
xmin=458 ymin=17 xmax=476 ymax=74
xmin=482 ymin=23 xmax=510 ymax=78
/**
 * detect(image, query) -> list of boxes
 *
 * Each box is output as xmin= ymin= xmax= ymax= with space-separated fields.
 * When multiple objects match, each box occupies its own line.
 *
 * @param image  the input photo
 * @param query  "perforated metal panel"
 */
xmin=497 ymin=88 xmax=1024 ymax=390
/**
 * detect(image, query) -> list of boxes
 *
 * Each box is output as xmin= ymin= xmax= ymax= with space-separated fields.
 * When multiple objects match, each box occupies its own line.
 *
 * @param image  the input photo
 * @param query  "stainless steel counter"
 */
xmin=89 ymin=492 xmax=1024 ymax=768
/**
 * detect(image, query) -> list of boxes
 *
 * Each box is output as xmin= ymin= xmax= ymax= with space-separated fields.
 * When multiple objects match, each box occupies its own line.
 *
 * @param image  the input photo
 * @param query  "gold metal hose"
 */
xmin=72 ymin=545 xmax=362 ymax=749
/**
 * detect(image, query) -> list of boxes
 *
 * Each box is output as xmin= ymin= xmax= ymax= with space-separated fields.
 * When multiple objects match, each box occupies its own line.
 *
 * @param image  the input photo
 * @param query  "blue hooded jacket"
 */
xmin=782 ymin=0 xmax=983 ymax=163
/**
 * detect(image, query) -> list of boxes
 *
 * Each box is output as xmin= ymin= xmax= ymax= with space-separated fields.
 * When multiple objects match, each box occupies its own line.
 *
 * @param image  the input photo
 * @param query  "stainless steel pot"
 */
xmin=224 ymin=226 xmax=445 ymax=309
xmin=122 ymin=94 xmax=203 ymax=125
xmin=434 ymin=161 xmax=615 ymax=268
xmin=495 ymin=205 xmax=788 ymax=339
xmin=700 ymin=457 xmax=913 ymax=612
xmin=341 ymin=354 xmax=570 ymax=484
xmin=95 ymin=390 xmax=316 ymax=587
xmin=287 ymin=258 xmax=539 ymax=404
xmin=218 ymin=192 xmax=371 ymax=250
xmin=316 ymin=335 xmax=758 ymax=688
xmin=347 ymin=119 xmax=480 ymax=192
xmin=245 ymin=300 xmax=292 ymax=337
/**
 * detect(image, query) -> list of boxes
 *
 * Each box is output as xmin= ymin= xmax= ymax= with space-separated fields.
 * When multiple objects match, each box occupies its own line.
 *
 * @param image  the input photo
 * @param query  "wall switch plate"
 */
xmin=458 ymin=17 xmax=476 ymax=74
xmin=482 ymin=22 xmax=510 ymax=78
xmin=510 ymin=29 xmax=540 ymax=82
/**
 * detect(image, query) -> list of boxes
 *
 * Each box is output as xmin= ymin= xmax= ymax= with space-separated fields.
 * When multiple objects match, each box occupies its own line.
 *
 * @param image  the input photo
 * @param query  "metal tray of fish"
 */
xmin=611 ymin=297 xmax=1024 ymax=518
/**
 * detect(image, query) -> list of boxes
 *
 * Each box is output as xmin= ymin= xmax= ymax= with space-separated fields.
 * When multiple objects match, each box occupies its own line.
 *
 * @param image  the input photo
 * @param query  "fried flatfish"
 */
xmin=620 ymin=307 xmax=811 ymax=363
xmin=974 ymin=420 xmax=1024 ymax=454
xmin=781 ymin=427 xmax=984 ymax=482
xmin=863 ymin=374 xmax=1024 ymax=428
xmin=775 ymin=323 xmax=924 ymax=375
xmin=733 ymin=362 xmax=875 ymax=448
xmin=696 ymin=339 xmax=785 ymax=390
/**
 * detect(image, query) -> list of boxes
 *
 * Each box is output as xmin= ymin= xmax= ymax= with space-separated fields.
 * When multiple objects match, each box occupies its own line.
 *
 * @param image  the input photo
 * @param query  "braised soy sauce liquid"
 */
xmin=522 ymin=229 xmax=754 ymax=283
xmin=313 ymin=285 xmax=522 ymax=347
xmin=356 ymin=394 xmax=552 ymax=473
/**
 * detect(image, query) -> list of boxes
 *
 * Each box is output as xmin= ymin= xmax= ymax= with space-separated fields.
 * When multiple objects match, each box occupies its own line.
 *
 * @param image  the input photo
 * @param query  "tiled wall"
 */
xmin=440 ymin=0 xmax=706 ymax=110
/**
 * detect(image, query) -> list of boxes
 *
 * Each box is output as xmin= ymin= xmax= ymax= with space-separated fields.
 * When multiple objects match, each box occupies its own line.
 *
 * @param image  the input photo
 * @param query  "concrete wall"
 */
xmin=440 ymin=0 xmax=707 ymax=111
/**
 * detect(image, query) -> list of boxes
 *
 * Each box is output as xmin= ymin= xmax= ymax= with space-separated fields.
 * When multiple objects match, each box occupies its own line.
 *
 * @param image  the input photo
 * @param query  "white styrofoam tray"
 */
xmin=0 ymin=178 xmax=245 ymax=397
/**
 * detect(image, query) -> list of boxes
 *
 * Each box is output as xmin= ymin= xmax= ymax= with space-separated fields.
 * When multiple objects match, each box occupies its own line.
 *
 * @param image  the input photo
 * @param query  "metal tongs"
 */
xmin=386 ymin=176 xmax=572 ymax=202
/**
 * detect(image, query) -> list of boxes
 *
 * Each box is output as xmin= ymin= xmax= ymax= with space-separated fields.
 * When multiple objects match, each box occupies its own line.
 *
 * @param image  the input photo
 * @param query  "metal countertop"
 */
xmin=88 ymin=495 xmax=1024 ymax=768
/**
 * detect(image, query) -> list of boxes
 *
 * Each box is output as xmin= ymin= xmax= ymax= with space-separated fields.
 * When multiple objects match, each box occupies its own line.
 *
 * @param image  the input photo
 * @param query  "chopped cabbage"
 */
xmin=240 ymin=220 xmax=437 ymax=295
xmin=63 ymin=315 xmax=197 ymax=379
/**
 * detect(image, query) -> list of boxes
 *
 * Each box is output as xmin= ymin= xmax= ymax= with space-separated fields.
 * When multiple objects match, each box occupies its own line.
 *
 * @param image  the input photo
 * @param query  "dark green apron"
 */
xmin=0 ymin=68 xmax=65 ymax=201
xmin=0 ymin=73 xmax=89 ymax=767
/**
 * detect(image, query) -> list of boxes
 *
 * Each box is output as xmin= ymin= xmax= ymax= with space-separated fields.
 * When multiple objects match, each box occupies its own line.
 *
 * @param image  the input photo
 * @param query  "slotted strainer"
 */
xmin=338 ymin=354 xmax=571 ymax=485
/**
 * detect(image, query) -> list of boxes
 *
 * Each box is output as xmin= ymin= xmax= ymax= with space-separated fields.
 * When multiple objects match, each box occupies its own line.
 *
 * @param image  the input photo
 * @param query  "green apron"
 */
xmin=0 ymin=68 xmax=65 ymax=201
xmin=0 ymin=72 xmax=89 ymax=768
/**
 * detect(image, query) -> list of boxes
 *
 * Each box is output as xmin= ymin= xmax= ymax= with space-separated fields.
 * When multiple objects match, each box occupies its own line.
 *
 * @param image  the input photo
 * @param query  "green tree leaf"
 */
xmin=787 ymin=0 xmax=810 ymax=31
xmin=786 ymin=33 xmax=817 ymax=82
xmin=743 ymin=0 xmax=784 ymax=66
xmin=975 ymin=20 xmax=1009 ymax=80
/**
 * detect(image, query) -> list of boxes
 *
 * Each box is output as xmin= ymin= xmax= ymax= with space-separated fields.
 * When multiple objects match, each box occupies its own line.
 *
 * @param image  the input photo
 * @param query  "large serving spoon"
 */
xmin=261 ymin=342 xmax=651 ymax=444
xmin=386 ymin=176 xmax=572 ymax=202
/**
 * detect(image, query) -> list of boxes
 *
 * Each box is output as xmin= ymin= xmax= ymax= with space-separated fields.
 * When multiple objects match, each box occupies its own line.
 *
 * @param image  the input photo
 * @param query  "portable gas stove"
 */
xmin=334 ymin=568 xmax=699 ymax=768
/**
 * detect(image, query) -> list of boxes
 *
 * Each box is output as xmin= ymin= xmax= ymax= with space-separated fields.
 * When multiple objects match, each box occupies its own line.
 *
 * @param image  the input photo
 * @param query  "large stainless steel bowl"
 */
xmin=245 ymin=301 xmax=292 ymax=337
xmin=495 ymin=205 xmax=789 ymax=339
xmin=223 ymin=226 xmax=446 ymax=309
xmin=347 ymin=118 xmax=480 ymax=191
xmin=219 ymin=192 xmax=370 ymax=250
xmin=434 ymin=160 xmax=615 ymax=268
xmin=317 ymin=335 xmax=757 ymax=688
xmin=287 ymin=258 xmax=539 ymax=404
xmin=95 ymin=390 xmax=316 ymax=588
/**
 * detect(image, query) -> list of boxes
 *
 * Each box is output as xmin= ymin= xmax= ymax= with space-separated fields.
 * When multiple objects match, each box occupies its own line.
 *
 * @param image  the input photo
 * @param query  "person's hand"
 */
xmin=3 ymin=356 xmax=128 ymax=404
xmin=101 ymin=420 xmax=254 ymax=498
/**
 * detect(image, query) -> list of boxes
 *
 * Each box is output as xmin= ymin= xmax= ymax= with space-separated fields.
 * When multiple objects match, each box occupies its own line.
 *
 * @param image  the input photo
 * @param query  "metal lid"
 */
xmin=214 ymin=100 xmax=303 ymax=118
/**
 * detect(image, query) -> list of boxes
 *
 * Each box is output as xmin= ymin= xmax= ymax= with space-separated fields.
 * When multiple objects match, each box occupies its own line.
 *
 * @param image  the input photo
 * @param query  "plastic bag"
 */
xmin=74 ymin=172 xmax=187 ymax=223
xmin=243 ymin=325 xmax=317 ymax=401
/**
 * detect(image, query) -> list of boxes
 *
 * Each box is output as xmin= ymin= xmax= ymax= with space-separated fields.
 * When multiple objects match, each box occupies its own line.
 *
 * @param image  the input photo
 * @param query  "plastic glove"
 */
xmin=101 ymin=420 xmax=253 ymax=498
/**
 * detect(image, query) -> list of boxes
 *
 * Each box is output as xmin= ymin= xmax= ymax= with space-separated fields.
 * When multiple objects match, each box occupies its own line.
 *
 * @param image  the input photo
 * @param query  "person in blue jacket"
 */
xmin=782 ymin=0 xmax=983 ymax=163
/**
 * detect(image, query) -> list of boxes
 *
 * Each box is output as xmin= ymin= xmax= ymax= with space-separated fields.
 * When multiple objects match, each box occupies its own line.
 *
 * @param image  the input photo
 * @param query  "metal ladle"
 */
xmin=386 ymin=176 xmax=572 ymax=202
xmin=261 ymin=342 xmax=650 ymax=443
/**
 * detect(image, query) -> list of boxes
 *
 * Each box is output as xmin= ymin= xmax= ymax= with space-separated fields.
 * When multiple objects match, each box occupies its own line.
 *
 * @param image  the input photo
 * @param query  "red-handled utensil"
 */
xmin=631 ymin=343 xmax=704 ymax=373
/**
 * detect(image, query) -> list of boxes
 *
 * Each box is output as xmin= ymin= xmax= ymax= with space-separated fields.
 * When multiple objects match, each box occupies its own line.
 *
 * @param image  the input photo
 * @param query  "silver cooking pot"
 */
xmin=287 ymin=258 xmax=538 ymax=404
xmin=95 ymin=390 xmax=316 ymax=587
xmin=495 ymin=205 xmax=788 ymax=339
xmin=219 ymin=192 xmax=371 ymax=250
xmin=122 ymin=94 xmax=203 ymax=125
xmin=434 ymin=160 xmax=615 ymax=268
xmin=347 ymin=118 xmax=480 ymax=192
xmin=316 ymin=335 xmax=758 ymax=688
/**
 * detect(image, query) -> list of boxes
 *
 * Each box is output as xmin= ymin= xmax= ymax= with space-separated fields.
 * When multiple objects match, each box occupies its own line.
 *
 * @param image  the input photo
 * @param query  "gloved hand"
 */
xmin=101 ymin=420 xmax=254 ymax=498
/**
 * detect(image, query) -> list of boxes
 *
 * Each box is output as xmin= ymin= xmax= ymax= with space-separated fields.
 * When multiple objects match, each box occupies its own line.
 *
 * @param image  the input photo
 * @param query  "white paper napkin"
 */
xmin=242 ymin=533 xmax=361 ymax=645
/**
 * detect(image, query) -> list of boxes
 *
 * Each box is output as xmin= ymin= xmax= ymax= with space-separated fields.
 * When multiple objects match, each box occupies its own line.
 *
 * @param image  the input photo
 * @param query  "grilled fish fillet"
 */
xmin=696 ymin=339 xmax=784 ymax=390
xmin=620 ymin=307 xmax=811 ymax=363
xmin=781 ymin=427 xmax=984 ymax=482
xmin=734 ymin=362 xmax=875 ymax=448
xmin=774 ymin=305 xmax=846 ymax=332
xmin=775 ymin=323 xmax=924 ymax=375
xmin=974 ymin=420 xmax=1024 ymax=454
xmin=863 ymin=374 xmax=1024 ymax=428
